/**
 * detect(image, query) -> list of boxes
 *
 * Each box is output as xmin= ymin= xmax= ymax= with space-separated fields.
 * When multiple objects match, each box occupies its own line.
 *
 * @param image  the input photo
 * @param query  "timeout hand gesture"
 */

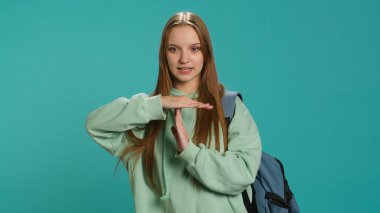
xmin=161 ymin=96 xmax=213 ymax=152
xmin=171 ymin=108 xmax=190 ymax=152
xmin=161 ymin=95 xmax=213 ymax=110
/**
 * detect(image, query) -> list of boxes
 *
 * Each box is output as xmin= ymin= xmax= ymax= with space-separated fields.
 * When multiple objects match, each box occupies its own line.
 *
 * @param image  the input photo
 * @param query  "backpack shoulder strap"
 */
xmin=221 ymin=91 xmax=243 ymax=121
xmin=222 ymin=91 xmax=258 ymax=213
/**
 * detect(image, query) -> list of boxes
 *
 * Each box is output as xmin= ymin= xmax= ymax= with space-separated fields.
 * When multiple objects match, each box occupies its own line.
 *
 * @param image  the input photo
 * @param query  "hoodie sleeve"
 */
xmin=85 ymin=93 xmax=166 ymax=157
xmin=175 ymin=97 xmax=262 ymax=195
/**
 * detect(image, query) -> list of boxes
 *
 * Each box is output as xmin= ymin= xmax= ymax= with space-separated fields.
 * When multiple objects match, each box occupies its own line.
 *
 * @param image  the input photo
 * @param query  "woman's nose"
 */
xmin=179 ymin=51 xmax=189 ymax=64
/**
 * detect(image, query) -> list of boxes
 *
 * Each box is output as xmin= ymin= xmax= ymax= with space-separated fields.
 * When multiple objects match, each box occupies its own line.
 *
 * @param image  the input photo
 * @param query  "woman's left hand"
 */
xmin=171 ymin=108 xmax=190 ymax=152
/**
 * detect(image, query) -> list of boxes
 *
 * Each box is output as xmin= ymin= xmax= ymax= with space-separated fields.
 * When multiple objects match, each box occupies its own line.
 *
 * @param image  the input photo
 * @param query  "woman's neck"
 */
xmin=173 ymin=82 xmax=199 ymax=95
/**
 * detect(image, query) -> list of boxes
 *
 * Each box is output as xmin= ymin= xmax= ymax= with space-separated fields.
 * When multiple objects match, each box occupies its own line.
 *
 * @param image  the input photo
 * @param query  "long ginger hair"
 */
xmin=117 ymin=11 xmax=228 ymax=195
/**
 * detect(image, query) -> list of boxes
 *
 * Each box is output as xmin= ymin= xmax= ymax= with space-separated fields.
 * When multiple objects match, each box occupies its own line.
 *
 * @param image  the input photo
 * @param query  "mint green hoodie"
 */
xmin=85 ymin=88 xmax=262 ymax=213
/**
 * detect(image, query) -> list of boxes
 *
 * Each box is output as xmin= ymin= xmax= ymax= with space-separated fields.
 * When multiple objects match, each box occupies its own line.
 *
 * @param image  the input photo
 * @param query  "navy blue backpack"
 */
xmin=222 ymin=91 xmax=300 ymax=213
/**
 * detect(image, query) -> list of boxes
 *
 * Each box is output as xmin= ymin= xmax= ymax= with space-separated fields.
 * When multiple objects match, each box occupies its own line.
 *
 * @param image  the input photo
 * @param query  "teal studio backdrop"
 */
xmin=1 ymin=0 xmax=379 ymax=212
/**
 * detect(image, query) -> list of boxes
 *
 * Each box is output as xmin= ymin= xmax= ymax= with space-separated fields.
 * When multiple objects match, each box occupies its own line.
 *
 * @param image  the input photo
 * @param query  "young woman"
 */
xmin=86 ymin=11 xmax=262 ymax=213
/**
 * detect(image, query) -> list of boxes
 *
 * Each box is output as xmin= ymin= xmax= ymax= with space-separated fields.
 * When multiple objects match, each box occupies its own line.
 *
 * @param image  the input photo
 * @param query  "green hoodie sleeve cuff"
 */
xmin=146 ymin=95 xmax=166 ymax=120
xmin=175 ymin=140 xmax=200 ymax=164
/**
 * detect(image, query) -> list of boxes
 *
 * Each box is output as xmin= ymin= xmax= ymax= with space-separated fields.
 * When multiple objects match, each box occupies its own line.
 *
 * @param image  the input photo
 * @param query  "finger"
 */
xmin=175 ymin=108 xmax=179 ymax=118
xmin=175 ymin=109 xmax=188 ymax=139
xmin=180 ymin=101 xmax=201 ymax=108
xmin=183 ymin=97 xmax=203 ymax=107
xmin=179 ymin=102 xmax=214 ymax=109
xmin=175 ymin=108 xmax=179 ymax=120
xmin=183 ymin=97 xmax=198 ymax=104
xmin=197 ymin=103 xmax=209 ymax=107
xmin=174 ymin=108 xmax=180 ymax=126
xmin=176 ymin=108 xmax=183 ymax=124
xmin=177 ymin=124 xmax=188 ymax=139
xmin=171 ymin=126 xmax=179 ymax=140
xmin=197 ymin=103 xmax=214 ymax=109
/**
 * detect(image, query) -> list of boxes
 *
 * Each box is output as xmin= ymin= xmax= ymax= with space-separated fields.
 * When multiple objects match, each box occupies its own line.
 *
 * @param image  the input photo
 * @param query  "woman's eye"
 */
xmin=168 ymin=47 xmax=177 ymax=52
xmin=192 ymin=47 xmax=201 ymax=52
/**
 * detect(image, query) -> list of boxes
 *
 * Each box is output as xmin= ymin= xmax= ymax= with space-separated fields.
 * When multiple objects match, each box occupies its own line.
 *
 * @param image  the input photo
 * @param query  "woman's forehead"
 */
xmin=167 ymin=25 xmax=200 ymax=45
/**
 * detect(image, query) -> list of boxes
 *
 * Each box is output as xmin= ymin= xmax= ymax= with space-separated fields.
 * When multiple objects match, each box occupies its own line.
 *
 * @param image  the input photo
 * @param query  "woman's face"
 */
xmin=166 ymin=25 xmax=204 ymax=92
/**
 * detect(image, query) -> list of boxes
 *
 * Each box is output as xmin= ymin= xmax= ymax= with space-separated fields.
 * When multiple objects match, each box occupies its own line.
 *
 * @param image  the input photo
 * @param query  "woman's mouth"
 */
xmin=177 ymin=67 xmax=193 ymax=74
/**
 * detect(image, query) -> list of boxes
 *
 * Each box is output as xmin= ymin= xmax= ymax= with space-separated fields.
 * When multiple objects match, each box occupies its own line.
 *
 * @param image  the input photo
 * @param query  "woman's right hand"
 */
xmin=161 ymin=96 xmax=213 ymax=110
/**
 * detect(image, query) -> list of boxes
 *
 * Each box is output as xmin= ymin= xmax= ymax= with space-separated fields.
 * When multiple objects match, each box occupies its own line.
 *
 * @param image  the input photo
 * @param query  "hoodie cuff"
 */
xmin=146 ymin=95 xmax=166 ymax=120
xmin=175 ymin=140 xmax=200 ymax=164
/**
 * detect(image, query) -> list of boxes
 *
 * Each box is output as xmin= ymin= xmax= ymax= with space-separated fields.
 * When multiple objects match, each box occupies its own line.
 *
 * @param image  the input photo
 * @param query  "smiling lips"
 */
xmin=178 ymin=67 xmax=193 ymax=74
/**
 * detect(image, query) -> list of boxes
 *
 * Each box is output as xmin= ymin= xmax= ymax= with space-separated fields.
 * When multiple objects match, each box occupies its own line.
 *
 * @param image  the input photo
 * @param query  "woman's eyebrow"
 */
xmin=168 ymin=43 xmax=201 ymax=46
